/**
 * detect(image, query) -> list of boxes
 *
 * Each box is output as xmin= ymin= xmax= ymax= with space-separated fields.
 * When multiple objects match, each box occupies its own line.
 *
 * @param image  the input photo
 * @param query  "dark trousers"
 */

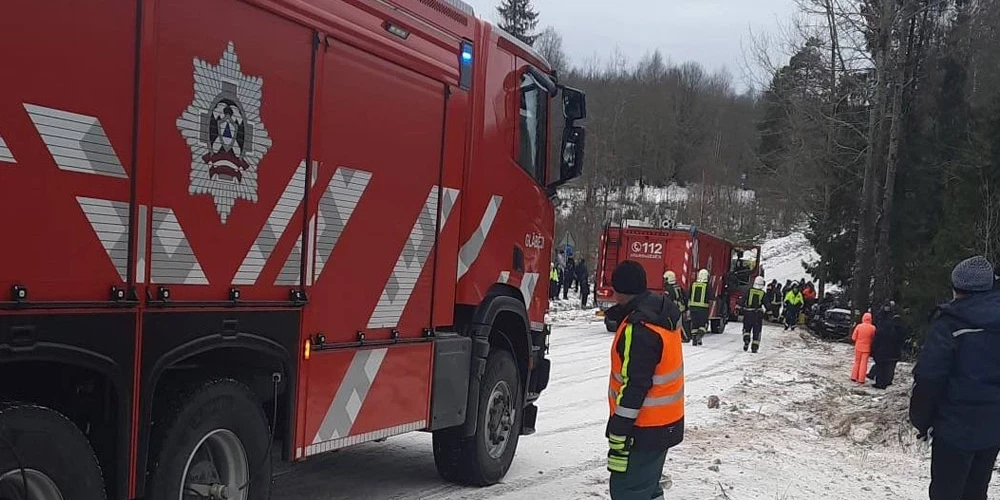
xmin=562 ymin=280 xmax=570 ymax=300
xmin=610 ymin=448 xmax=668 ymax=500
xmin=930 ymin=440 xmax=999 ymax=500
xmin=873 ymin=360 xmax=897 ymax=388
xmin=743 ymin=310 xmax=763 ymax=352
xmin=784 ymin=306 xmax=799 ymax=328
xmin=549 ymin=280 xmax=559 ymax=300
xmin=580 ymin=282 xmax=590 ymax=308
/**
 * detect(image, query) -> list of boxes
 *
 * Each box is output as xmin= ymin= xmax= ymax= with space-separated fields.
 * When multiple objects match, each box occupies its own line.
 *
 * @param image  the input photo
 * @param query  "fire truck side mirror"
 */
xmin=562 ymin=87 xmax=587 ymax=121
xmin=558 ymin=126 xmax=585 ymax=184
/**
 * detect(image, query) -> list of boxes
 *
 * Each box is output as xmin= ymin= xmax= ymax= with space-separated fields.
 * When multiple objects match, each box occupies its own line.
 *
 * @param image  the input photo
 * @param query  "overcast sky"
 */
xmin=465 ymin=0 xmax=799 ymax=90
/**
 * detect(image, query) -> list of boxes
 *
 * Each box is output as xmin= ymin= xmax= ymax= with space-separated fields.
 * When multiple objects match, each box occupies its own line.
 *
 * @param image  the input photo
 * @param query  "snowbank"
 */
xmin=760 ymin=231 xmax=821 ymax=285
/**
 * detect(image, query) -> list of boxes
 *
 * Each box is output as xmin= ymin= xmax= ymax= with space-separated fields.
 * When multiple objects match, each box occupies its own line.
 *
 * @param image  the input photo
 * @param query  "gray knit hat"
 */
xmin=952 ymin=256 xmax=996 ymax=293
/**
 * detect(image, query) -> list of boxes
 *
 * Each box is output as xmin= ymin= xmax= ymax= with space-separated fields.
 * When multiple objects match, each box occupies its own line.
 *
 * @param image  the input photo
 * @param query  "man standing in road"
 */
xmin=741 ymin=276 xmax=767 ymax=353
xmin=910 ymin=256 xmax=1000 ymax=500
xmin=782 ymin=283 xmax=804 ymax=331
xmin=604 ymin=261 xmax=685 ymax=500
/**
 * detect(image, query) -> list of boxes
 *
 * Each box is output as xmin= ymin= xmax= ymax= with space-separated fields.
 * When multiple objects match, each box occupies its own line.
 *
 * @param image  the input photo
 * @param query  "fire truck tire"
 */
xmin=0 ymin=402 xmax=105 ymax=500
xmin=147 ymin=379 xmax=271 ymax=500
xmin=432 ymin=349 xmax=522 ymax=486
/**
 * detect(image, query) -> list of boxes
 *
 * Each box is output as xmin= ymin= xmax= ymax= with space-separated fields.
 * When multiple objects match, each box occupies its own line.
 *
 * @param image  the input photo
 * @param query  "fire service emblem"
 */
xmin=177 ymin=42 xmax=271 ymax=223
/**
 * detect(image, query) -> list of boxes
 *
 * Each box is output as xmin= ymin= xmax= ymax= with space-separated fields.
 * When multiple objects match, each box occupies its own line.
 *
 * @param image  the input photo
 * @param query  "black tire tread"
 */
xmin=0 ymin=401 xmax=106 ymax=500
xmin=147 ymin=378 xmax=270 ymax=499
xmin=432 ymin=349 xmax=522 ymax=486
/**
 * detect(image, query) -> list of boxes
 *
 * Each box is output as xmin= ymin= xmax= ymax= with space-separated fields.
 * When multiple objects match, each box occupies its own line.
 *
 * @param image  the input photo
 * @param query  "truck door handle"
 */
xmin=513 ymin=246 xmax=524 ymax=273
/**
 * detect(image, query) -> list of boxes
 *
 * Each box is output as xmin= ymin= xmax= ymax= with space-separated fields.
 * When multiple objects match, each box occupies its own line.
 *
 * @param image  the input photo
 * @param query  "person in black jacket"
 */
xmin=910 ymin=256 xmax=1000 ymax=500
xmin=577 ymin=259 xmax=590 ymax=309
xmin=870 ymin=311 xmax=907 ymax=389
xmin=604 ymin=261 xmax=684 ymax=500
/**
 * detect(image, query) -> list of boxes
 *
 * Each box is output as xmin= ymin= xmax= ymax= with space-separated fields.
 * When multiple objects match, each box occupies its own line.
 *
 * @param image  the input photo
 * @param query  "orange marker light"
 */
xmin=304 ymin=338 xmax=312 ymax=360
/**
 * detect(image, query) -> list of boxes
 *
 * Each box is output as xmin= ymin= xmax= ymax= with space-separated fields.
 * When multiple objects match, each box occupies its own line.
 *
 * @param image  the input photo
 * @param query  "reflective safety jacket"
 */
xmin=549 ymin=268 xmax=559 ymax=281
xmin=689 ymin=281 xmax=714 ymax=310
xmin=742 ymin=287 xmax=765 ymax=310
xmin=784 ymin=290 xmax=804 ymax=306
xmin=605 ymin=292 xmax=685 ymax=451
xmin=664 ymin=284 xmax=688 ymax=313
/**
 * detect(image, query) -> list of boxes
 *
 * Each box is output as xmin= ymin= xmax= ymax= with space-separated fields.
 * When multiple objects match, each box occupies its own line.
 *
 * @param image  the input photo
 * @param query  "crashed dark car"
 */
xmin=808 ymin=307 xmax=854 ymax=341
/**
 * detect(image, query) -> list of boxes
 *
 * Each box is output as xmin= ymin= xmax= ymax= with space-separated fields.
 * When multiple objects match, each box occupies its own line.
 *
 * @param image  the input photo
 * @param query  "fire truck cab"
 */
xmin=0 ymin=0 xmax=585 ymax=498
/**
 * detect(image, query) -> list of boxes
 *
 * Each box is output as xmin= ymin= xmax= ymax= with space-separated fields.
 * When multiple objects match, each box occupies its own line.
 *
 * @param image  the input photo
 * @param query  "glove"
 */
xmin=607 ymin=434 xmax=631 ymax=473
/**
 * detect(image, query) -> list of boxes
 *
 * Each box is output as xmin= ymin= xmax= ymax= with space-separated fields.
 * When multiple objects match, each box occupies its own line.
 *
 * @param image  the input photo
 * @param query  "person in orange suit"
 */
xmin=851 ymin=312 xmax=877 ymax=384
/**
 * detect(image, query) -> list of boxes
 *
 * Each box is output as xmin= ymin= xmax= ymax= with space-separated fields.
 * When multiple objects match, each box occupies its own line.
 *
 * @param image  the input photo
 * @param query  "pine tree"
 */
xmin=496 ymin=0 xmax=539 ymax=46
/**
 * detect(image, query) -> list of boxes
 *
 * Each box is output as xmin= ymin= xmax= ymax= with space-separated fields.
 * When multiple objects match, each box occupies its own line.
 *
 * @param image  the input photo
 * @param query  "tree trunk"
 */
xmin=851 ymin=0 xmax=894 ymax=314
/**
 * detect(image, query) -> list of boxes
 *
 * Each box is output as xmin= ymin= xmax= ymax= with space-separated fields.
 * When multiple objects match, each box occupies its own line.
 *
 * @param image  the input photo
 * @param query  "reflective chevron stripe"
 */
xmin=367 ymin=186 xmax=459 ymax=329
xmin=312 ymin=348 xmax=388 ymax=443
xmin=457 ymin=195 xmax=502 ymax=280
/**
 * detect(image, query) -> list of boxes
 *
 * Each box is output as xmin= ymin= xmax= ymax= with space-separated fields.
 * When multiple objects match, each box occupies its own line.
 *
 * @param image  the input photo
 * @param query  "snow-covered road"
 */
xmin=272 ymin=315 xmax=780 ymax=499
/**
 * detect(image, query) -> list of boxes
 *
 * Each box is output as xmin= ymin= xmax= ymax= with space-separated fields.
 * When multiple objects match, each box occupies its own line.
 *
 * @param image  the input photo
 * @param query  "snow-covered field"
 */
xmin=760 ymin=232 xmax=821 ymax=286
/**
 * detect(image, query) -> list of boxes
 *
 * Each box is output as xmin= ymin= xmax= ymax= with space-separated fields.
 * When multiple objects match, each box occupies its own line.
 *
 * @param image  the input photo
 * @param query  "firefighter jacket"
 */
xmin=783 ymin=290 xmax=804 ymax=307
xmin=688 ymin=281 xmax=715 ymax=311
xmin=605 ymin=292 xmax=685 ymax=451
xmin=741 ymin=287 xmax=766 ymax=311
xmin=664 ymin=284 xmax=688 ymax=314
xmin=911 ymin=290 xmax=1000 ymax=450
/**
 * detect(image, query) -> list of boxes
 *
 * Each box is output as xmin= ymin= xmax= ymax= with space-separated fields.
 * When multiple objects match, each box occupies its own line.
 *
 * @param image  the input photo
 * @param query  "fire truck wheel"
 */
xmin=432 ymin=349 xmax=522 ymax=486
xmin=147 ymin=379 xmax=271 ymax=500
xmin=0 ymin=402 xmax=105 ymax=500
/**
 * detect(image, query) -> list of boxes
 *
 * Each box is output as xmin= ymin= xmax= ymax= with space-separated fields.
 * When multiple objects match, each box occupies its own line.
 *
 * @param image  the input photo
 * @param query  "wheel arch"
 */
xmin=0 ymin=349 xmax=127 ymax=500
xmin=461 ymin=283 xmax=531 ymax=437
xmin=135 ymin=333 xmax=294 ymax=496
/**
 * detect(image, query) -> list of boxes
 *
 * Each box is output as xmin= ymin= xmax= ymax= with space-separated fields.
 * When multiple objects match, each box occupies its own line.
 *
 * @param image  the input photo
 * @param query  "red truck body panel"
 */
xmin=596 ymin=226 xmax=761 ymax=319
xmin=0 ymin=0 xmax=561 ymax=496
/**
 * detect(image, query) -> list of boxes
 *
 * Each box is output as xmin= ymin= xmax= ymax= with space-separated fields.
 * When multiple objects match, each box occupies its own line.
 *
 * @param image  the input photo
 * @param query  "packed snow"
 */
xmin=271 ymin=234 xmax=997 ymax=499
xmin=760 ymin=232 xmax=821 ymax=286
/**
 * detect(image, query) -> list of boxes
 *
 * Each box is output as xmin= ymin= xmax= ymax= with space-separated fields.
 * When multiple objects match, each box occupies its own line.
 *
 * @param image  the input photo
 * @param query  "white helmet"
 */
xmin=697 ymin=269 xmax=710 ymax=283
xmin=754 ymin=276 xmax=766 ymax=289
xmin=663 ymin=270 xmax=677 ymax=284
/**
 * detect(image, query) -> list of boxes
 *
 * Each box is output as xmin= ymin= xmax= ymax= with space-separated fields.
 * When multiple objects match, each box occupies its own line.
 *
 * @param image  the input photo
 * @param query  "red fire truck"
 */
xmin=0 ymin=0 xmax=586 ymax=498
xmin=595 ymin=222 xmax=761 ymax=333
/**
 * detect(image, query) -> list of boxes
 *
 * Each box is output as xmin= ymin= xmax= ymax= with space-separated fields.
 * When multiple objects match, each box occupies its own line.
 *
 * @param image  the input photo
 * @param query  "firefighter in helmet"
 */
xmin=687 ymin=269 xmax=714 ymax=346
xmin=663 ymin=270 xmax=690 ymax=343
xmin=742 ymin=276 xmax=767 ymax=353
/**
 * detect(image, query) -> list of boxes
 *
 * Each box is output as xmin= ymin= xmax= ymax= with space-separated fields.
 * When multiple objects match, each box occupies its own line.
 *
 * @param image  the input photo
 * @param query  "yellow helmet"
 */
xmin=663 ymin=270 xmax=677 ymax=284
xmin=697 ymin=269 xmax=710 ymax=283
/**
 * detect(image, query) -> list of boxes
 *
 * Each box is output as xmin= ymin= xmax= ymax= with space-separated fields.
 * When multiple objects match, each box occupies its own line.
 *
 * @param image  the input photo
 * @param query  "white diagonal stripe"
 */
xmin=233 ymin=161 xmax=307 ymax=284
xmin=519 ymin=272 xmax=540 ymax=309
xmin=0 ymin=135 xmax=15 ymax=164
xmin=312 ymin=348 xmax=388 ymax=443
xmin=24 ymin=103 xmax=126 ymax=178
xmin=457 ymin=195 xmax=502 ymax=280
xmin=150 ymin=208 xmax=208 ymax=285
xmin=367 ymin=186 xmax=460 ymax=329
xmin=314 ymin=168 xmax=372 ymax=281
xmin=76 ymin=197 xmax=130 ymax=282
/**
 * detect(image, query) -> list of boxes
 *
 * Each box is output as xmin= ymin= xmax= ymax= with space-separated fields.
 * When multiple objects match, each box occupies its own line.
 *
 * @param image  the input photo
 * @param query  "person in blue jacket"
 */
xmin=910 ymin=256 xmax=1000 ymax=500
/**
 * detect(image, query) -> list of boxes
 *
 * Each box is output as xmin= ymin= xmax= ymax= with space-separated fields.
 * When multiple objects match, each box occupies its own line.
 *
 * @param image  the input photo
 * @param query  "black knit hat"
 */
xmin=612 ymin=260 xmax=647 ymax=295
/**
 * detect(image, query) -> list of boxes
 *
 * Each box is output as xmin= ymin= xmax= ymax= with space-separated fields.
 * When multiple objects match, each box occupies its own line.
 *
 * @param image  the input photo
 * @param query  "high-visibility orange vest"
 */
xmin=608 ymin=320 xmax=685 ymax=427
